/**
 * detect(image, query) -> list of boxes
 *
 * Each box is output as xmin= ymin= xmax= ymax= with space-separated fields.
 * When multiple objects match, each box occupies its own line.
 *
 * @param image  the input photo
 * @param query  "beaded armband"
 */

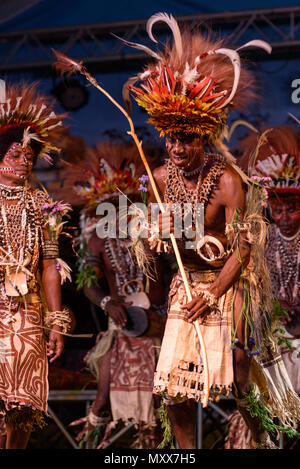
xmin=42 ymin=240 xmax=59 ymax=259
xmin=44 ymin=308 xmax=72 ymax=334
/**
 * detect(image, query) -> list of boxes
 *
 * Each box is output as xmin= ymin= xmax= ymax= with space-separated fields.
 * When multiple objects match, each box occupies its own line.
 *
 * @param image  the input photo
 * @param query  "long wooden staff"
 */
xmin=53 ymin=51 xmax=210 ymax=407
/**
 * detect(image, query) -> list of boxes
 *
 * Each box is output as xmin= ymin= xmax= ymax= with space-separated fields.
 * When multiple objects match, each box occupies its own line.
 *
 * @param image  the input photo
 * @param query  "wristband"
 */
xmin=100 ymin=295 xmax=112 ymax=311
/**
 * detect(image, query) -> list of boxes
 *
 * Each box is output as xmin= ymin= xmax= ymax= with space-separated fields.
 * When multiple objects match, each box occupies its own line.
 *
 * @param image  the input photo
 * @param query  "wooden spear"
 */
xmin=53 ymin=50 xmax=210 ymax=407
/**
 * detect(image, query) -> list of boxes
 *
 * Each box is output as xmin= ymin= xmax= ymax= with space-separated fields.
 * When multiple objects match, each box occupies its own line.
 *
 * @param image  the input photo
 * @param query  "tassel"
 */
xmin=53 ymin=49 xmax=85 ymax=77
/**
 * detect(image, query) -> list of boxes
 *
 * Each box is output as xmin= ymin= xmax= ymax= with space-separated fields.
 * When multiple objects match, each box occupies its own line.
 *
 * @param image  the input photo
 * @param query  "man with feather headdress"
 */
xmin=240 ymin=125 xmax=300 ymax=396
xmin=0 ymin=82 xmax=72 ymax=449
xmin=116 ymin=13 xmax=300 ymax=449
xmin=51 ymin=11 xmax=300 ymax=449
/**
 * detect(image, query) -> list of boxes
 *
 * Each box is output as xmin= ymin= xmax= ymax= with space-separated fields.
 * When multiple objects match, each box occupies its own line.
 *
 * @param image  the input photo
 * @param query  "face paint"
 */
xmin=0 ymin=142 xmax=34 ymax=180
xmin=166 ymin=134 xmax=203 ymax=171
xmin=269 ymin=197 xmax=300 ymax=238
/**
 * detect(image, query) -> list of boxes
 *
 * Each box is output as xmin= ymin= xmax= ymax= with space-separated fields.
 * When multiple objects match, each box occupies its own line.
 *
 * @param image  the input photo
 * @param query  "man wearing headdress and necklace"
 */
xmin=117 ymin=13 xmax=300 ymax=449
xmin=0 ymin=83 xmax=72 ymax=449
xmin=240 ymin=125 xmax=300 ymax=397
xmin=225 ymin=125 xmax=300 ymax=450
xmin=61 ymin=141 xmax=170 ymax=448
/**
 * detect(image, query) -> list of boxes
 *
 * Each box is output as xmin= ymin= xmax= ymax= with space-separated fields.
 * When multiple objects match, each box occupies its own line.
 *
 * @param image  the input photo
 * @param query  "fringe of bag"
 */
xmin=251 ymin=355 xmax=300 ymax=432
xmin=154 ymin=366 xmax=232 ymax=403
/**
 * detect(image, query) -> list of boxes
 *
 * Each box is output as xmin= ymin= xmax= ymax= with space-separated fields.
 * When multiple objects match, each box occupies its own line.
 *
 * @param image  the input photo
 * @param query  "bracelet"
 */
xmin=100 ymin=295 xmax=112 ymax=311
xmin=42 ymin=240 xmax=59 ymax=259
xmin=199 ymin=289 xmax=218 ymax=308
xmin=87 ymin=409 xmax=110 ymax=427
xmin=88 ymin=410 xmax=106 ymax=427
xmin=44 ymin=308 xmax=72 ymax=334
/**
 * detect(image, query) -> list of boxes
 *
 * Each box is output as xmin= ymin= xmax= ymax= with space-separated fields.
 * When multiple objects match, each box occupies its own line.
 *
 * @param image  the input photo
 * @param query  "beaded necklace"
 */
xmin=0 ymin=183 xmax=25 ymax=200
xmin=267 ymin=224 xmax=300 ymax=303
xmin=104 ymin=237 xmax=143 ymax=297
xmin=178 ymin=154 xmax=209 ymax=211
xmin=165 ymin=153 xmax=226 ymax=221
xmin=0 ymin=186 xmax=41 ymax=306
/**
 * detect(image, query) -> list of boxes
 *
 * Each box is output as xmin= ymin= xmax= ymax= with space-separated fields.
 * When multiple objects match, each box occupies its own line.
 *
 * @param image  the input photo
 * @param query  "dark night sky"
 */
xmin=2 ymin=0 xmax=300 ymax=29
xmin=1 ymin=0 xmax=299 ymax=148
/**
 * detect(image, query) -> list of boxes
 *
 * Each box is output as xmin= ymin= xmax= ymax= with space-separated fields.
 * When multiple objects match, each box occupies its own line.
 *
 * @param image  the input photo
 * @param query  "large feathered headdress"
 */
xmin=239 ymin=126 xmax=300 ymax=195
xmin=0 ymin=82 xmax=65 ymax=162
xmin=117 ymin=13 xmax=271 ymax=142
xmin=58 ymin=142 xmax=144 ymax=209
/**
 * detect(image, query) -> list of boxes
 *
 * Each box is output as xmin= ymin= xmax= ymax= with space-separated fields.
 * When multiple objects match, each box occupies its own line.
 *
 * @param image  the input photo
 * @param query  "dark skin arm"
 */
xmin=83 ymin=233 xmax=130 ymax=328
xmin=148 ymin=165 xmax=250 ymax=323
xmin=40 ymin=228 xmax=64 ymax=363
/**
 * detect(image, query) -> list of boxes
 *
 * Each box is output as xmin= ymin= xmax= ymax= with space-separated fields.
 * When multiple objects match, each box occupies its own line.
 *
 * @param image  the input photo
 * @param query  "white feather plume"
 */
xmin=15 ymin=96 xmax=22 ymax=112
xmin=111 ymin=33 xmax=161 ymax=61
xmin=147 ymin=12 xmax=182 ymax=59
xmin=36 ymin=103 xmax=47 ymax=119
xmin=40 ymin=111 xmax=57 ymax=125
xmin=22 ymin=127 xmax=43 ymax=148
xmin=6 ymin=99 xmax=11 ymax=116
xmin=216 ymin=40 xmax=271 ymax=109
xmin=227 ymin=119 xmax=259 ymax=142
xmin=236 ymin=40 xmax=272 ymax=55
xmin=47 ymin=121 xmax=62 ymax=131
xmin=100 ymin=159 xmax=114 ymax=179
xmin=182 ymin=62 xmax=199 ymax=84
xmin=215 ymin=48 xmax=241 ymax=109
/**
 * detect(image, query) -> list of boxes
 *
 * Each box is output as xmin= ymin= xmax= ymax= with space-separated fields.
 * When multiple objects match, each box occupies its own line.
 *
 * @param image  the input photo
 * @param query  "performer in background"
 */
xmin=225 ymin=125 xmax=300 ymax=449
xmin=0 ymin=83 xmax=72 ymax=449
xmin=62 ymin=142 xmax=170 ymax=448
xmin=118 ymin=13 xmax=300 ymax=449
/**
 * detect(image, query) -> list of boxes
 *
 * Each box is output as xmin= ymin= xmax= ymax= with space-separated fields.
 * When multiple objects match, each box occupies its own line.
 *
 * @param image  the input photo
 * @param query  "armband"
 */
xmin=44 ymin=308 xmax=72 ymax=334
xmin=42 ymin=240 xmax=59 ymax=259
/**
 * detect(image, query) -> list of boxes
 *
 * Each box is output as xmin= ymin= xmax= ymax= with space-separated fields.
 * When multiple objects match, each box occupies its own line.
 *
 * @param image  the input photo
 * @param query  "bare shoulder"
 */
xmin=153 ymin=163 xmax=167 ymax=181
xmin=218 ymin=164 xmax=245 ymax=206
xmin=151 ymin=163 xmax=167 ymax=196
xmin=219 ymin=164 xmax=243 ymax=188
xmin=219 ymin=164 xmax=244 ymax=192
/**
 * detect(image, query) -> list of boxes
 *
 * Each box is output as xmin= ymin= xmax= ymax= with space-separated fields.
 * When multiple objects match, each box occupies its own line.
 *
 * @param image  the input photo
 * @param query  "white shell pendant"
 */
xmin=5 ymin=269 xmax=28 ymax=296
